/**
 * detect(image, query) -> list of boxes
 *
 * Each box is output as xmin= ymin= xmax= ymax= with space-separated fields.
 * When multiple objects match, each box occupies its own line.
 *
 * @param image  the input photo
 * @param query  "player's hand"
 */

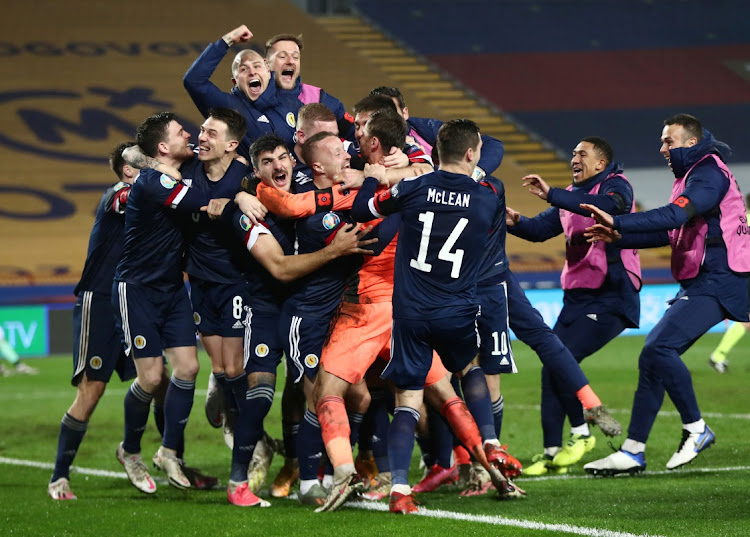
xmin=522 ymin=174 xmax=550 ymax=201
xmin=364 ymin=163 xmax=387 ymax=185
xmin=201 ymin=198 xmax=231 ymax=220
xmin=329 ymin=223 xmax=377 ymax=257
xmin=235 ymin=191 xmax=267 ymax=224
xmin=580 ymin=203 xmax=614 ymax=228
xmin=584 ymin=223 xmax=621 ymax=243
xmin=506 ymin=206 xmax=521 ymax=226
xmin=223 ymin=25 xmax=252 ymax=45
xmin=383 ymin=147 xmax=409 ymax=169
xmin=405 ymin=134 xmax=424 ymax=152
xmin=234 ymin=155 xmax=249 ymax=166
xmin=338 ymin=168 xmax=365 ymax=192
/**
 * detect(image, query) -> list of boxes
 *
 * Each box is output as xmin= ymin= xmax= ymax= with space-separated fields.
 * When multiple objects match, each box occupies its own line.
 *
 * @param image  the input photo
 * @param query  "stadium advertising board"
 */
xmin=0 ymin=306 xmax=48 ymax=356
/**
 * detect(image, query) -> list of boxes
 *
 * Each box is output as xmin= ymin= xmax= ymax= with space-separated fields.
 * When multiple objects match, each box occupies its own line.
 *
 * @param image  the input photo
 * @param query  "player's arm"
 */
xmin=121 ymin=145 xmax=182 ymax=181
xmin=104 ymin=182 xmax=132 ymax=214
xmin=183 ymin=25 xmax=252 ymax=117
xmin=142 ymin=170 xmax=211 ymax=213
xmin=506 ymin=207 xmax=563 ymax=242
xmin=255 ymin=182 xmax=353 ymax=218
xmin=234 ymin=191 xmax=268 ymax=224
xmin=244 ymin=220 xmax=375 ymax=282
xmin=361 ymin=213 xmax=400 ymax=256
xmin=350 ymin=165 xmax=401 ymax=222
xmin=604 ymin=165 xmax=729 ymax=234
xmin=409 ymin=116 xmax=503 ymax=175
xmin=544 ymin=176 xmax=630 ymax=217
xmin=385 ymin=162 xmax=432 ymax=185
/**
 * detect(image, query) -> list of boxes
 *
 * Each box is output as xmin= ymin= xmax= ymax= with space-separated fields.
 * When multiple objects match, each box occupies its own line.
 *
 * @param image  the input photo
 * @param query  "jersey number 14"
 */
xmin=410 ymin=211 xmax=468 ymax=279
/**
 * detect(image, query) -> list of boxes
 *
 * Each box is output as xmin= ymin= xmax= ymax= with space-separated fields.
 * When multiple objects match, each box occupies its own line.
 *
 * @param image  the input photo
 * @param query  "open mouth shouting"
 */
xmin=247 ymin=77 xmax=263 ymax=98
xmin=280 ymin=67 xmax=296 ymax=86
xmin=272 ymin=168 xmax=289 ymax=189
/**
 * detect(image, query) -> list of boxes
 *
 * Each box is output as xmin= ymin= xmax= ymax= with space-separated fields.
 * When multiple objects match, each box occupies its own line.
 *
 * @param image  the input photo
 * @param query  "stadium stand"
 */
xmin=353 ymin=0 xmax=750 ymax=168
xmin=7 ymin=0 xmax=742 ymax=295
xmin=0 ymin=0 xmax=537 ymax=292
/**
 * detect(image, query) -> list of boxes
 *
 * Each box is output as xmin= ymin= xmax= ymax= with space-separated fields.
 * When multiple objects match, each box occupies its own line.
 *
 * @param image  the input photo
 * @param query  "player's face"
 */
xmin=315 ymin=136 xmax=351 ymax=179
xmin=164 ymin=120 xmax=193 ymax=162
xmin=570 ymin=141 xmax=605 ymax=183
xmin=197 ymin=117 xmax=233 ymax=161
xmin=233 ymin=52 xmax=270 ymax=101
xmin=660 ymin=124 xmax=695 ymax=171
xmin=254 ymin=146 xmax=294 ymax=192
xmin=354 ymin=111 xmax=372 ymax=146
xmin=268 ymin=40 xmax=301 ymax=90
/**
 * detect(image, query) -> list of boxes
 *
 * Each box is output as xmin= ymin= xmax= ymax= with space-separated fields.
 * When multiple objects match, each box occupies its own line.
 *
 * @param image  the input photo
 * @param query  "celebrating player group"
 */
xmin=47 ymin=24 xmax=749 ymax=516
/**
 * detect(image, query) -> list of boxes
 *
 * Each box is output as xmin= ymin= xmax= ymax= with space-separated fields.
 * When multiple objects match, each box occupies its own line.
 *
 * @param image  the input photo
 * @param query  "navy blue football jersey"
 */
xmin=283 ymin=210 xmax=362 ymax=318
xmin=476 ymin=175 xmax=509 ymax=285
xmin=75 ymin=181 xmax=131 ymax=296
xmin=182 ymin=160 xmax=247 ymax=283
xmin=226 ymin=204 xmax=295 ymax=310
xmin=114 ymin=160 xmax=213 ymax=290
xmin=371 ymin=169 xmax=504 ymax=319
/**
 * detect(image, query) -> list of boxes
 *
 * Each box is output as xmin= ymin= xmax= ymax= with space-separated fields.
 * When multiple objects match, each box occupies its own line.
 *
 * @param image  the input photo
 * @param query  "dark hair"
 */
xmin=664 ymin=113 xmax=703 ymax=143
xmin=249 ymin=134 xmax=289 ymax=169
xmin=265 ymin=33 xmax=303 ymax=56
xmin=135 ymin=112 xmax=177 ymax=157
xmin=580 ymin=136 xmax=613 ymax=165
xmin=370 ymin=86 xmax=406 ymax=110
xmin=353 ymin=94 xmax=398 ymax=118
xmin=109 ymin=141 xmax=137 ymax=179
xmin=298 ymin=103 xmax=337 ymax=126
xmin=364 ymin=113 xmax=408 ymax=153
xmin=207 ymin=108 xmax=247 ymax=143
xmin=436 ymin=119 xmax=480 ymax=165
xmin=300 ymin=131 xmax=338 ymax=168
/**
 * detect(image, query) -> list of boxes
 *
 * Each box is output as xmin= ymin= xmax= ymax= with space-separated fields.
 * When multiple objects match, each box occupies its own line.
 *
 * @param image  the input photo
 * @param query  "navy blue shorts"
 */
xmin=243 ymin=303 xmax=284 ymax=375
xmin=113 ymin=281 xmax=196 ymax=359
xmin=477 ymin=281 xmax=517 ymax=375
xmin=190 ymin=278 xmax=251 ymax=338
xmin=280 ymin=309 xmax=331 ymax=383
xmin=384 ymin=313 xmax=479 ymax=390
xmin=72 ymin=291 xmax=135 ymax=386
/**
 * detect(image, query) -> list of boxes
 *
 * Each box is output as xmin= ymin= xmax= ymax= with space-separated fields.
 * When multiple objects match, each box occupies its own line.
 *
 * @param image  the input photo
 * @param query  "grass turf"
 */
xmin=1 ymin=333 xmax=748 ymax=536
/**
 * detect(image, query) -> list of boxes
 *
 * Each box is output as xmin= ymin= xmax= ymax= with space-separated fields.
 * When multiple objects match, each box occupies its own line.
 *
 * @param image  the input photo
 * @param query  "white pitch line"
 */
xmin=0 ymin=456 xmax=127 ymax=479
xmin=517 ymin=465 xmax=750 ymax=482
xmin=350 ymin=499 xmax=665 ymax=537
xmin=8 ymin=457 xmax=746 ymax=537
xmin=508 ymin=403 xmax=750 ymax=421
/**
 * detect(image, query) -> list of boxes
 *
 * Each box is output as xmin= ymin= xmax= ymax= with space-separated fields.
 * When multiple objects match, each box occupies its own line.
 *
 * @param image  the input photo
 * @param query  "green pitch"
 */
xmin=1 ymin=334 xmax=748 ymax=537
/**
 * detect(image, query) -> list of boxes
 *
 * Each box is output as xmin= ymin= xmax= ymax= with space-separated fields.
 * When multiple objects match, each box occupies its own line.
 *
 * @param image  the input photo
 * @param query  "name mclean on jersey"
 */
xmin=426 ymin=188 xmax=471 ymax=208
